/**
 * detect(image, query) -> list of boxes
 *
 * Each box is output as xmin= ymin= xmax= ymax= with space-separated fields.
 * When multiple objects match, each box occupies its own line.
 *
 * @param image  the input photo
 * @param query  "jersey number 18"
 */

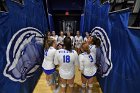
xmin=63 ymin=55 xmax=70 ymax=63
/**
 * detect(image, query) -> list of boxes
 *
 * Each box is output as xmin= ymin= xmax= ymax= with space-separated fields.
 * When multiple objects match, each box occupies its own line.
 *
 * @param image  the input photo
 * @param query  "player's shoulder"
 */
xmin=89 ymin=44 xmax=96 ymax=49
xmin=80 ymin=36 xmax=83 ymax=38
xmin=49 ymin=47 xmax=56 ymax=52
xmin=72 ymin=49 xmax=77 ymax=53
xmin=49 ymin=47 xmax=56 ymax=50
xmin=71 ymin=36 xmax=74 ymax=38
xmin=80 ymin=52 xmax=88 ymax=56
xmin=79 ymin=53 xmax=84 ymax=56
xmin=56 ymin=49 xmax=64 ymax=53
xmin=79 ymin=53 xmax=86 ymax=59
xmin=72 ymin=49 xmax=76 ymax=52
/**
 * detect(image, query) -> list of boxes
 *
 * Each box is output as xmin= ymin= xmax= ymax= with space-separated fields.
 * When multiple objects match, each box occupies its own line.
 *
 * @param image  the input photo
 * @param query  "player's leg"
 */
xmin=45 ymin=74 xmax=51 ymax=85
xmin=81 ymin=74 xmax=87 ymax=93
xmin=60 ymin=77 xmax=67 ymax=93
xmin=67 ymin=76 xmax=75 ymax=93
xmin=87 ymin=77 xmax=94 ymax=93
xmin=51 ymin=71 xmax=59 ymax=93
xmin=43 ymin=69 xmax=52 ymax=86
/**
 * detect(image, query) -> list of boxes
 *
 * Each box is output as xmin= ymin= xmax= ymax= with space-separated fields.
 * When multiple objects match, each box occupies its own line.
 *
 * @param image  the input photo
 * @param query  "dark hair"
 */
xmin=96 ymin=38 xmax=101 ymax=47
xmin=92 ymin=36 xmax=101 ymax=47
xmin=64 ymin=37 xmax=72 ymax=51
xmin=44 ymin=31 xmax=51 ymax=40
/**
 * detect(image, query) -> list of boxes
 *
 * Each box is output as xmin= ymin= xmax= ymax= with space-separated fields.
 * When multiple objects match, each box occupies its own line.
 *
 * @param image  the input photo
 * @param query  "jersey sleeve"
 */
xmin=79 ymin=54 xmax=84 ymax=71
xmin=84 ymin=37 xmax=86 ymax=41
xmin=74 ymin=51 xmax=79 ymax=66
xmin=90 ymin=45 xmax=96 ymax=55
xmin=57 ymin=37 xmax=60 ymax=42
xmin=54 ymin=50 xmax=59 ymax=65
xmin=73 ymin=36 xmax=75 ymax=44
xmin=81 ymin=36 xmax=83 ymax=42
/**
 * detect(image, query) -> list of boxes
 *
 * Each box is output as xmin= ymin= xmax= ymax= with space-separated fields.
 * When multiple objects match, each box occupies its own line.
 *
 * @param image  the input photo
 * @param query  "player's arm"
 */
xmin=81 ymin=36 xmax=83 ymax=43
xmin=78 ymin=54 xmax=84 ymax=72
xmin=74 ymin=51 xmax=79 ymax=66
xmin=73 ymin=36 xmax=76 ymax=47
xmin=57 ymin=37 xmax=60 ymax=43
xmin=54 ymin=50 xmax=59 ymax=65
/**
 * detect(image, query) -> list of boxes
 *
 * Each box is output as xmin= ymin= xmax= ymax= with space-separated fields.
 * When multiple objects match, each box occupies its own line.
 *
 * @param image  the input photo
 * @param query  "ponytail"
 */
xmin=44 ymin=38 xmax=55 ymax=50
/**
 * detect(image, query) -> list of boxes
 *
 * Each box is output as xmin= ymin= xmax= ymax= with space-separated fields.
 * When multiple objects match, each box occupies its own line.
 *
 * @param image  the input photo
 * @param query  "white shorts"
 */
xmin=59 ymin=69 xmax=75 ymax=79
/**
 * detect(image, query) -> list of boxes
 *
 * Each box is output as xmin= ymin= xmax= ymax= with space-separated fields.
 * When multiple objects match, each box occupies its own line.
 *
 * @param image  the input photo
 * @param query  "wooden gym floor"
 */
xmin=33 ymin=67 xmax=102 ymax=93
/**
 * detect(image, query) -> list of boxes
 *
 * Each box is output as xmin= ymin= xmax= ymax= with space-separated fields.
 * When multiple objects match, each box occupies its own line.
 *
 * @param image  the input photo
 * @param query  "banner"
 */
xmin=0 ymin=0 xmax=48 ymax=93
xmin=82 ymin=0 xmax=100 ymax=33
xmin=80 ymin=13 xmax=84 ymax=36
xmin=83 ymin=0 xmax=140 ymax=93
xmin=48 ymin=13 xmax=54 ymax=31
xmin=98 ymin=9 xmax=140 ymax=93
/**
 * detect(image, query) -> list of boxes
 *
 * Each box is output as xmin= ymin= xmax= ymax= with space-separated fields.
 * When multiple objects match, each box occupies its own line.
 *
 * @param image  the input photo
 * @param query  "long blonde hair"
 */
xmin=44 ymin=38 xmax=55 ymax=50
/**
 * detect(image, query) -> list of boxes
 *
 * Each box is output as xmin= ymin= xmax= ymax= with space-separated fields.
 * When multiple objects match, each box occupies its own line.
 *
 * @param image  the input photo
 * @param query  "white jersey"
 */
xmin=74 ymin=36 xmax=83 ymax=48
xmin=58 ymin=35 xmax=66 ymax=44
xmin=79 ymin=52 xmax=97 ymax=76
xmin=42 ymin=47 xmax=56 ymax=70
xmin=51 ymin=35 xmax=58 ymax=42
xmin=84 ymin=37 xmax=88 ymax=42
xmin=89 ymin=44 xmax=96 ymax=57
xmin=68 ymin=36 xmax=74 ymax=45
xmin=54 ymin=49 xmax=79 ymax=79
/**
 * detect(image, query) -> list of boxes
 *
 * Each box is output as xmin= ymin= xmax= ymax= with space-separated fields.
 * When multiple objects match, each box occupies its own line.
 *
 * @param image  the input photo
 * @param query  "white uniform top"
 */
xmin=68 ymin=36 xmax=74 ymax=45
xmin=89 ymin=44 xmax=96 ymax=59
xmin=79 ymin=52 xmax=97 ymax=76
xmin=58 ymin=35 xmax=66 ymax=44
xmin=42 ymin=47 xmax=56 ymax=70
xmin=84 ymin=37 xmax=88 ymax=42
xmin=74 ymin=36 xmax=83 ymax=48
xmin=51 ymin=35 xmax=58 ymax=42
xmin=54 ymin=49 xmax=79 ymax=79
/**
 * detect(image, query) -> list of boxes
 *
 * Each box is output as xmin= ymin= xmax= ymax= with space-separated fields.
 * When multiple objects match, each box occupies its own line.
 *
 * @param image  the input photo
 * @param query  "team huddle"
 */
xmin=42 ymin=30 xmax=101 ymax=93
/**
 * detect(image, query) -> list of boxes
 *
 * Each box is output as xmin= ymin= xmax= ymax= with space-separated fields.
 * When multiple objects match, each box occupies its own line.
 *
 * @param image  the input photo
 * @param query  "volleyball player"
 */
xmin=51 ymin=31 xmax=58 ymax=42
xmin=42 ymin=38 xmax=58 ymax=93
xmin=79 ymin=42 xmax=97 ymax=93
xmin=66 ymin=31 xmax=74 ymax=46
xmin=87 ymin=36 xmax=96 ymax=57
xmin=58 ymin=31 xmax=65 ymax=44
xmin=74 ymin=31 xmax=83 ymax=54
xmin=84 ymin=31 xmax=90 ymax=42
xmin=54 ymin=37 xmax=79 ymax=93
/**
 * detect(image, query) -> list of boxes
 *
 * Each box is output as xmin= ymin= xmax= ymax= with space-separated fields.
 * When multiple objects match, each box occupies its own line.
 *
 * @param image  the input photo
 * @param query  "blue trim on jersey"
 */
xmin=43 ymin=68 xmax=55 ymax=75
xmin=82 ymin=73 xmax=96 ymax=79
xmin=58 ymin=49 xmax=74 ymax=53
xmin=89 ymin=45 xmax=93 ymax=50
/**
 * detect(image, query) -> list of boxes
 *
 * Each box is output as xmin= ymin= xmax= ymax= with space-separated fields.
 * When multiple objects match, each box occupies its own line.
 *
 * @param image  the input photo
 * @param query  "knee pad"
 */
xmin=88 ymin=84 xmax=93 ymax=88
xmin=61 ymin=84 xmax=66 ymax=88
xmin=82 ymin=83 xmax=86 ymax=88
xmin=68 ymin=84 xmax=74 ymax=88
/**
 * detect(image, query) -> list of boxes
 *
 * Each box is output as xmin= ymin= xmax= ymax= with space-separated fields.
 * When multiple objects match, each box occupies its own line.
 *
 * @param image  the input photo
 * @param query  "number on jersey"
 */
xmin=63 ymin=55 xmax=70 ymax=63
xmin=89 ymin=55 xmax=94 ymax=62
xmin=44 ymin=50 xmax=48 ymax=56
